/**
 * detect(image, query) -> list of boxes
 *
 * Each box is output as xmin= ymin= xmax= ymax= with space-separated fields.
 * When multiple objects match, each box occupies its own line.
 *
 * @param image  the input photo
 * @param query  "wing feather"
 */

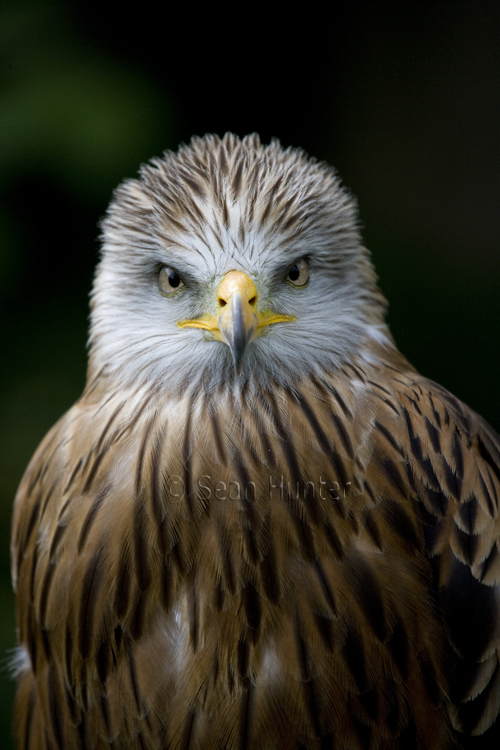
xmin=392 ymin=374 xmax=500 ymax=737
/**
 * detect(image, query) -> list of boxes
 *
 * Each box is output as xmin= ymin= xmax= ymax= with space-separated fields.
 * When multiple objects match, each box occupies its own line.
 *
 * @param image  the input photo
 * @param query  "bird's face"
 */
xmin=89 ymin=135 xmax=388 ymax=394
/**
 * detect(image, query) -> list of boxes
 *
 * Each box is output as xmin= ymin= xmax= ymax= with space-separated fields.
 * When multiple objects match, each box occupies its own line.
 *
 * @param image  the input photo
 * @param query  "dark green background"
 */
xmin=1 ymin=2 xmax=499 ymax=747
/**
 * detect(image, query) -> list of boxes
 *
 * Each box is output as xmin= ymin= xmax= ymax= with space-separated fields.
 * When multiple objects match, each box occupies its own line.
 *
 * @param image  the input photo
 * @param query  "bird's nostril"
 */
xmin=218 ymin=298 xmax=227 ymax=308
xmin=248 ymin=296 xmax=256 ymax=306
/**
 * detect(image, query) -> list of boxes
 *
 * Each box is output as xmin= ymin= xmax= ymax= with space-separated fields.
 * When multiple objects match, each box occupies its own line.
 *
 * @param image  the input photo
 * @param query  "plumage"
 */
xmin=11 ymin=133 xmax=500 ymax=749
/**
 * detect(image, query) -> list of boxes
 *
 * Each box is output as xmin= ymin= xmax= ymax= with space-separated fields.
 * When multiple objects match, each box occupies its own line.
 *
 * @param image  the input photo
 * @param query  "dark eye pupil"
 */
xmin=288 ymin=265 xmax=300 ymax=281
xmin=168 ymin=271 xmax=180 ymax=288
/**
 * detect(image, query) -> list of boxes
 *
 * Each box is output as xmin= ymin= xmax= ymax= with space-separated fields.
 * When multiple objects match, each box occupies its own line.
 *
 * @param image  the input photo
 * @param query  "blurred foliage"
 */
xmin=1 ymin=1 xmax=499 ymax=748
xmin=0 ymin=0 xmax=171 ymax=294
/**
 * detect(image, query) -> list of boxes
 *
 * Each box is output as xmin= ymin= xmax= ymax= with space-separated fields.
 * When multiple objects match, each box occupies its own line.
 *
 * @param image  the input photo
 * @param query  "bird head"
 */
xmin=89 ymin=134 xmax=390 ymax=394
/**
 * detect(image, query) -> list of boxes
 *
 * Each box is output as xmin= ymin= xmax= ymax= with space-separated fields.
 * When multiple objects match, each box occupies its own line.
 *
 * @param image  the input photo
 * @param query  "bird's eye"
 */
xmin=285 ymin=259 xmax=309 ymax=287
xmin=158 ymin=266 xmax=187 ymax=296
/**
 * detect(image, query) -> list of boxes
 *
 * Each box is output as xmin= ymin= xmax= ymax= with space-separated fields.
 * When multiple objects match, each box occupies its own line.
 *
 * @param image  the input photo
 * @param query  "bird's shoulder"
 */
xmin=368 ymin=360 xmax=500 ymax=574
xmin=363 ymin=354 xmax=500 ymax=739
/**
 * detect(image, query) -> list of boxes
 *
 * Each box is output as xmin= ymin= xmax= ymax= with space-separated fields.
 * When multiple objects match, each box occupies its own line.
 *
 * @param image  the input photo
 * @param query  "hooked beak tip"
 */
xmin=218 ymin=291 xmax=257 ymax=377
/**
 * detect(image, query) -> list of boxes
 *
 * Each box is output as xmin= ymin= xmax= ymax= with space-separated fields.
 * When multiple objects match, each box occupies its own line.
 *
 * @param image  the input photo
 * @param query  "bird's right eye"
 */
xmin=158 ymin=266 xmax=187 ymax=296
xmin=284 ymin=258 xmax=309 ymax=288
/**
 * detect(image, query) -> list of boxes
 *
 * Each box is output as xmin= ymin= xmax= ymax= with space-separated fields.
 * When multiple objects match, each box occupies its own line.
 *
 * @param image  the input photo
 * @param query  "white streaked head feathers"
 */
xmin=89 ymin=133 xmax=392 ymax=394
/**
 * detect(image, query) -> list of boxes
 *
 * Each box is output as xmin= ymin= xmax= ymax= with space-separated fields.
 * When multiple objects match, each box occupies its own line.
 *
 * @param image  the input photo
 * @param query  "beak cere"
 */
xmin=216 ymin=272 xmax=258 ymax=376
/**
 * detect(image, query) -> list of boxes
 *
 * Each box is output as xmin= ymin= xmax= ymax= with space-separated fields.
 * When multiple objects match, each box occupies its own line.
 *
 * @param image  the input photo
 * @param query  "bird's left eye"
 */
xmin=285 ymin=258 xmax=309 ymax=287
xmin=158 ymin=266 xmax=187 ymax=296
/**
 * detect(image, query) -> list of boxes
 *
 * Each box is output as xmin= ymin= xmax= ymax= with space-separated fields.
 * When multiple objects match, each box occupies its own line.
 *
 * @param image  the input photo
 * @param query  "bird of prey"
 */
xmin=11 ymin=133 xmax=500 ymax=750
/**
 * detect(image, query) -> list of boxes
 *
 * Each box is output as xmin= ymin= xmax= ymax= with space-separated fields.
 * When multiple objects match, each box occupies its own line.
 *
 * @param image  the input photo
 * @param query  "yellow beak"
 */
xmin=177 ymin=271 xmax=295 ymax=375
